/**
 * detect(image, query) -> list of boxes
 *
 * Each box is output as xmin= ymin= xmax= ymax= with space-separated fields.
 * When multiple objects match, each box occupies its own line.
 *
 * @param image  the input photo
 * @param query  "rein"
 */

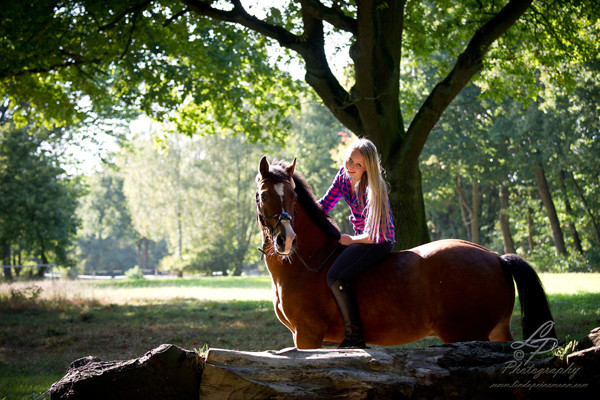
xmin=257 ymin=240 xmax=342 ymax=273
xmin=292 ymin=243 xmax=343 ymax=272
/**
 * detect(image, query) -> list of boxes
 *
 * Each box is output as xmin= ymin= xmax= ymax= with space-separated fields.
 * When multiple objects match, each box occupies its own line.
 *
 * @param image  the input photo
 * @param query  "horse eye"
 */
xmin=261 ymin=193 xmax=269 ymax=202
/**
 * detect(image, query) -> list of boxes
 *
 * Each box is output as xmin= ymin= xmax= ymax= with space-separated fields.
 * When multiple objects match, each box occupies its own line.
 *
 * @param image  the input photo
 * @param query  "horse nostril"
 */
xmin=276 ymin=235 xmax=285 ymax=248
xmin=292 ymin=237 xmax=297 ymax=247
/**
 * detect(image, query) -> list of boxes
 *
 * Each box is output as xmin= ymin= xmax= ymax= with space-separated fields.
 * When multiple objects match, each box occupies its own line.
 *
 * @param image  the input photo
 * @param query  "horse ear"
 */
xmin=286 ymin=157 xmax=297 ymax=188
xmin=259 ymin=156 xmax=270 ymax=180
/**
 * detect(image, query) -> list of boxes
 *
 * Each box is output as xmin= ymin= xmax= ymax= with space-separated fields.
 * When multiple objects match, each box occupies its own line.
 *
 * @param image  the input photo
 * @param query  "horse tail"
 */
xmin=500 ymin=254 xmax=557 ymax=340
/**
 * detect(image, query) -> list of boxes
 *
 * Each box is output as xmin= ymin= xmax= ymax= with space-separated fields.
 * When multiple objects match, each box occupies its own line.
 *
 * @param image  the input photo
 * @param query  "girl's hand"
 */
xmin=339 ymin=234 xmax=354 ymax=246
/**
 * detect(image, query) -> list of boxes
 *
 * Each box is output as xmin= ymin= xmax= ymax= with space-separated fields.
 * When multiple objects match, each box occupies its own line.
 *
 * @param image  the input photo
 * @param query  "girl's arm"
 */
xmin=339 ymin=233 xmax=374 ymax=245
xmin=318 ymin=168 xmax=345 ymax=213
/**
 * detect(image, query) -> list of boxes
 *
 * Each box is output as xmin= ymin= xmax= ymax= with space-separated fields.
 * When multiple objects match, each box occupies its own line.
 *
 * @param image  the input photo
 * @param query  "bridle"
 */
xmin=255 ymin=177 xmax=342 ymax=272
xmin=255 ymin=178 xmax=296 ymax=240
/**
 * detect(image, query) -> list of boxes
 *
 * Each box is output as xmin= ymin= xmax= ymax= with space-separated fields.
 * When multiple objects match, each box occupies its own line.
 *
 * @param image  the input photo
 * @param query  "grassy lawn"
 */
xmin=1 ymin=273 xmax=599 ymax=400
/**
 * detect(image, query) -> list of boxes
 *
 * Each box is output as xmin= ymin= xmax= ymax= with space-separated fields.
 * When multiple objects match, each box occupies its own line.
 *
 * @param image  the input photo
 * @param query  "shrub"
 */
xmin=124 ymin=265 xmax=145 ymax=280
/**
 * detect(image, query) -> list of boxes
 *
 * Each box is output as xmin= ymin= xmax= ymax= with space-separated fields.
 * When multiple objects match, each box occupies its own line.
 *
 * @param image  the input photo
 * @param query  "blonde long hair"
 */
xmin=347 ymin=138 xmax=391 ymax=242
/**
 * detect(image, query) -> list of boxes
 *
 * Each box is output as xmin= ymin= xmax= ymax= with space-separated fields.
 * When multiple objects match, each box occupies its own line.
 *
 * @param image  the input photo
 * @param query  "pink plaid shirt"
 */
xmin=318 ymin=167 xmax=395 ymax=244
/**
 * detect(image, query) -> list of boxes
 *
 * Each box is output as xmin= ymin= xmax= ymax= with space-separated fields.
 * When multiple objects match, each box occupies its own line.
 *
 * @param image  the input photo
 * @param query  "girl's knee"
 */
xmin=326 ymin=271 xmax=338 ymax=288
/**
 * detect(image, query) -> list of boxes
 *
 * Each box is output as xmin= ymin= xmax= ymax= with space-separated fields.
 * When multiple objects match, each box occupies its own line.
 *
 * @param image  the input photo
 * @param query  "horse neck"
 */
xmin=264 ymin=202 xmax=338 ymax=280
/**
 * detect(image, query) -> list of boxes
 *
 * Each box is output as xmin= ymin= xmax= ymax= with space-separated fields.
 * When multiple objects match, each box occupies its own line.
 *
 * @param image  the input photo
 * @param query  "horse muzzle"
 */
xmin=274 ymin=220 xmax=297 ymax=255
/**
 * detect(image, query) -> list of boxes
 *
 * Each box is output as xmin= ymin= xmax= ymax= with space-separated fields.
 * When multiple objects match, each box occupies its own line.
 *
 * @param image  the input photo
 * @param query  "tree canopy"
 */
xmin=1 ymin=0 xmax=599 ymax=248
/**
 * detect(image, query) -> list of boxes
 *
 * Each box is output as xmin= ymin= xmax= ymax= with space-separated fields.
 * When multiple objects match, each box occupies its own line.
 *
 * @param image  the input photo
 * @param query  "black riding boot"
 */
xmin=330 ymin=280 xmax=368 ymax=349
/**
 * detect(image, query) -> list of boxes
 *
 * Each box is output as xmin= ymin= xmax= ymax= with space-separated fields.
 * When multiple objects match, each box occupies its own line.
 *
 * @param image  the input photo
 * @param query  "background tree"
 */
xmin=76 ymin=165 xmax=168 ymax=274
xmin=422 ymin=56 xmax=600 ymax=271
xmin=0 ymin=124 xmax=80 ymax=277
xmin=74 ymin=97 xmax=347 ymax=276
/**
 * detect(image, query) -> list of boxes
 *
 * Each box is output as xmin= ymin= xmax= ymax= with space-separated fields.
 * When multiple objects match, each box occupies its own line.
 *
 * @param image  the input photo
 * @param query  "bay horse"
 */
xmin=255 ymin=157 xmax=556 ymax=349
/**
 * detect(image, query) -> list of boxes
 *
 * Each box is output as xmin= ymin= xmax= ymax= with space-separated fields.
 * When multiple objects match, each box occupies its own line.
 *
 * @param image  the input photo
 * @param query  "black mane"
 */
xmin=265 ymin=160 xmax=341 ymax=240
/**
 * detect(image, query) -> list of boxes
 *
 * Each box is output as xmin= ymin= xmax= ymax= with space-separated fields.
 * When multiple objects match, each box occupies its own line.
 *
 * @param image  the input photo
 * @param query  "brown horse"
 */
xmin=255 ymin=157 xmax=556 ymax=349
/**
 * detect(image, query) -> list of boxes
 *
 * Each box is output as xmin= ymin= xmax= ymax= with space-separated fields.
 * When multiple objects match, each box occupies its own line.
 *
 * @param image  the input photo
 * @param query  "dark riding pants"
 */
xmin=326 ymin=241 xmax=394 ymax=287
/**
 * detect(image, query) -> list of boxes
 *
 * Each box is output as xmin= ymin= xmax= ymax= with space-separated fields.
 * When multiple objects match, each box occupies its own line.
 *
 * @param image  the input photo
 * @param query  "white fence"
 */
xmin=1 ymin=264 xmax=175 ymax=280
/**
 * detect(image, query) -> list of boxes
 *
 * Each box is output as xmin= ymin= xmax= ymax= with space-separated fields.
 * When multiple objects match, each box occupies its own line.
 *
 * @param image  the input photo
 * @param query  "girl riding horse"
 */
xmin=318 ymin=138 xmax=395 ymax=348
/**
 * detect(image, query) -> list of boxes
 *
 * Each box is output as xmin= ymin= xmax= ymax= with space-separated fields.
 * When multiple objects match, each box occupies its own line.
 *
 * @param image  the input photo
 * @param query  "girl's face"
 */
xmin=345 ymin=149 xmax=366 ymax=182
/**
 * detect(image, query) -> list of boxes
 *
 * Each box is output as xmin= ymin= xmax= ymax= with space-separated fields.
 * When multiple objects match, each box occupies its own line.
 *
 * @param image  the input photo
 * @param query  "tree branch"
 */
xmin=98 ymin=0 xmax=153 ymax=32
xmin=0 ymin=52 xmax=104 ymax=80
xmin=181 ymin=0 xmax=362 ymax=134
xmin=399 ymin=0 xmax=533 ymax=165
xmin=163 ymin=8 xmax=190 ymax=27
xmin=298 ymin=3 xmax=362 ymax=134
xmin=300 ymin=0 xmax=357 ymax=34
xmin=181 ymin=0 xmax=303 ymax=52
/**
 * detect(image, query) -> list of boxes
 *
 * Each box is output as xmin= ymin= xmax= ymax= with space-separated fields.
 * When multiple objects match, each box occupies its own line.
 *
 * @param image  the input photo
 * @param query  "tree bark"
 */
xmin=50 ymin=330 xmax=600 ymax=400
xmin=499 ymin=185 xmax=516 ymax=254
xmin=534 ymin=160 xmax=567 ymax=256
xmin=387 ymin=159 xmax=430 ymax=249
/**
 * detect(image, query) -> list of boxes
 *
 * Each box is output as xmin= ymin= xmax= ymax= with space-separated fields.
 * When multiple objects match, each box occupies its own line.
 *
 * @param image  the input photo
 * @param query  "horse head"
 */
xmin=256 ymin=156 xmax=297 ymax=255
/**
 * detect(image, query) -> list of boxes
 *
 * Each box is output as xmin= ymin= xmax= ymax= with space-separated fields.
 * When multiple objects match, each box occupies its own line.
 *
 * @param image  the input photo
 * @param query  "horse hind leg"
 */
xmin=488 ymin=314 xmax=513 ymax=341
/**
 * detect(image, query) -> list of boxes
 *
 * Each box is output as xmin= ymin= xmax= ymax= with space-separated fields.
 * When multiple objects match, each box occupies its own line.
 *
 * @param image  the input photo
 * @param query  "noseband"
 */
xmin=258 ymin=210 xmax=293 ymax=238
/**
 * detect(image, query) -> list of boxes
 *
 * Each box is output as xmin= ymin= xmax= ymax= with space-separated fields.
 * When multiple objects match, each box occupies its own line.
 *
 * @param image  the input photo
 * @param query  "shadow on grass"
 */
xmin=0 ymin=292 xmax=598 ymax=399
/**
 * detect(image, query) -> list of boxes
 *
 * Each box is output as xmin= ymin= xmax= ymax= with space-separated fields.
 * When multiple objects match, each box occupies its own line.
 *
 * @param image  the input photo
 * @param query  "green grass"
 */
xmin=0 ymin=273 xmax=598 ymax=400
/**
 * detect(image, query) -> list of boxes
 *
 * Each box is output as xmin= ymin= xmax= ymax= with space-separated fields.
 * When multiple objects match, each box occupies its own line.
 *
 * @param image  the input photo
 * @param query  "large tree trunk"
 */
xmin=558 ymin=170 xmax=583 ymax=254
xmin=471 ymin=180 xmax=481 ymax=244
xmin=499 ymin=185 xmax=516 ymax=254
xmin=38 ymin=244 xmax=49 ymax=278
xmin=527 ymin=189 xmax=536 ymax=252
xmin=453 ymin=176 xmax=480 ymax=244
xmin=387 ymin=159 xmax=430 ymax=249
xmin=144 ymin=238 xmax=149 ymax=270
xmin=455 ymin=176 xmax=472 ymax=241
xmin=50 ymin=329 xmax=600 ymax=400
xmin=136 ymin=237 xmax=149 ymax=270
xmin=534 ymin=160 xmax=567 ymax=256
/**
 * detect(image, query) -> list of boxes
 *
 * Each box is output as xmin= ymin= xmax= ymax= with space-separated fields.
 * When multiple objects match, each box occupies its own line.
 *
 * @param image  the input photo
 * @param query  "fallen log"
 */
xmin=49 ymin=344 xmax=200 ymax=400
xmin=200 ymin=342 xmax=597 ymax=399
xmin=50 ymin=328 xmax=600 ymax=400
